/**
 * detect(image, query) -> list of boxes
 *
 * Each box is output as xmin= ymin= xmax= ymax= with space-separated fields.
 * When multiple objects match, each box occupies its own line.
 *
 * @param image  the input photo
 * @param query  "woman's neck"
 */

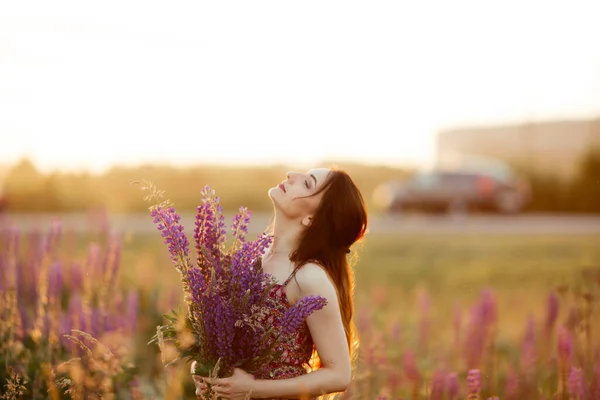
xmin=270 ymin=213 xmax=303 ymax=254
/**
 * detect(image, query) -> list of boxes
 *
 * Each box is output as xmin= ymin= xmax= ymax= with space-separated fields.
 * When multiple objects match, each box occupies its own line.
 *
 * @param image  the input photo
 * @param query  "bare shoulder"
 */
xmin=293 ymin=262 xmax=337 ymax=297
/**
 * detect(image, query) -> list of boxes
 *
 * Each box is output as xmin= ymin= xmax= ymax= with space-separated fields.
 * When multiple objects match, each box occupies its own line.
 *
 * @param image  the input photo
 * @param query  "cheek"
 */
xmin=288 ymin=197 xmax=319 ymax=216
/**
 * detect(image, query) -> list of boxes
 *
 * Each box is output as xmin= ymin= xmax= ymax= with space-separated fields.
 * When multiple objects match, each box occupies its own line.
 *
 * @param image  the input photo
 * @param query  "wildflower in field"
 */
xmin=467 ymin=369 xmax=481 ymax=400
xmin=568 ymin=366 xmax=584 ymax=400
xmin=429 ymin=368 xmax=446 ymax=400
xmin=446 ymin=372 xmax=460 ymax=400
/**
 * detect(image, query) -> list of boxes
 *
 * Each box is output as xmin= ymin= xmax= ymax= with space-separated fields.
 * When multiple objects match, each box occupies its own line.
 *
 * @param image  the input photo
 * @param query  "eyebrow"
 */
xmin=310 ymin=173 xmax=318 ymax=187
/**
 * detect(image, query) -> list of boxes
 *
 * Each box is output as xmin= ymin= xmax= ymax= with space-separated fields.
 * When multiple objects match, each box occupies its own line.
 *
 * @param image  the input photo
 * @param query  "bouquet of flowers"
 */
xmin=138 ymin=182 xmax=327 ymax=386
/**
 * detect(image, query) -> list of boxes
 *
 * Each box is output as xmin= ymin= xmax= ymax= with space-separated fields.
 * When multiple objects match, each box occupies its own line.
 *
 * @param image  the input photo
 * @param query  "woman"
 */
xmin=191 ymin=167 xmax=368 ymax=399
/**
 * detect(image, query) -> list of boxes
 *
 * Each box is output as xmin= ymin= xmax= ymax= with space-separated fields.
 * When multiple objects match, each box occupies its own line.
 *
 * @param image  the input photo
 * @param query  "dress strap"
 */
xmin=282 ymin=266 xmax=301 ymax=286
xmin=281 ymin=259 xmax=321 ymax=286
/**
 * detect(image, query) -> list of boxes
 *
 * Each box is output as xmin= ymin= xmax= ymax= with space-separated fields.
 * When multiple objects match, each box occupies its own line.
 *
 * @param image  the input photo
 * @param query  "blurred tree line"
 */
xmin=1 ymin=150 xmax=598 ymax=214
xmin=520 ymin=148 xmax=600 ymax=213
xmin=0 ymin=160 xmax=410 ymax=214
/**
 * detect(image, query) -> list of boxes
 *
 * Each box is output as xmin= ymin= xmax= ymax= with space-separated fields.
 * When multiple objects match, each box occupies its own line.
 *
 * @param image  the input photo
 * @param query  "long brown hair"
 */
xmin=289 ymin=168 xmax=368 ymax=369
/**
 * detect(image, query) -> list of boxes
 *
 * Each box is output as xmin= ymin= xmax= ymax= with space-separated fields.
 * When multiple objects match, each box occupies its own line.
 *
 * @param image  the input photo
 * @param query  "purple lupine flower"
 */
xmin=279 ymin=295 xmax=327 ymax=336
xmin=188 ymin=267 xmax=209 ymax=306
xmin=203 ymin=287 xmax=236 ymax=364
xmin=194 ymin=187 xmax=226 ymax=264
xmin=521 ymin=314 xmax=536 ymax=377
xmin=544 ymin=291 xmax=559 ymax=334
xmin=430 ymin=369 xmax=446 ymax=400
xmin=447 ymin=372 xmax=459 ymax=400
xmin=151 ymin=205 xmax=190 ymax=267
xmin=194 ymin=201 xmax=222 ymax=274
xmin=568 ymin=367 xmax=584 ymax=399
xmin=479 ymin=288 xmax=498 ymax=326
xmin=467 ymin=369 xmax=481 ymax=400
xmin=231 ymin=207 xmax=252 ymax=243
xmin=229 ymin=235 xmax=273 ymax=305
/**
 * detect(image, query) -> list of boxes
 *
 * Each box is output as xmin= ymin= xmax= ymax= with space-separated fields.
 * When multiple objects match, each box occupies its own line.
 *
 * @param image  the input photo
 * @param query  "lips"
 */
xmin=278 ymin=183 xmax=286 ymax=193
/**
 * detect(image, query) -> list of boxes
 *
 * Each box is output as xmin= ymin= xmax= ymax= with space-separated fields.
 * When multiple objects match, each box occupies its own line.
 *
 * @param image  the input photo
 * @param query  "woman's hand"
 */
xmin=203 ymin=368 xmax=256 ymax=400
xmin=190 ymin=361 xmax=209 ymax=399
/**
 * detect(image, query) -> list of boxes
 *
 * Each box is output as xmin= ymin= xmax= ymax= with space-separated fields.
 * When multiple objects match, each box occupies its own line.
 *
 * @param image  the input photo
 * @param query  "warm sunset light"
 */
xmin=1 ymin=0 xmax=599 ymax=173
xmin=2 ymin=3 xmax=600 ymax=399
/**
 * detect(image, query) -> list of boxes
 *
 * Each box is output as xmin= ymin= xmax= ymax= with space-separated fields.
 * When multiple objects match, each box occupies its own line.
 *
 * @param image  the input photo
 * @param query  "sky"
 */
xmin=1 ymin=0 xmax=599 ymax=173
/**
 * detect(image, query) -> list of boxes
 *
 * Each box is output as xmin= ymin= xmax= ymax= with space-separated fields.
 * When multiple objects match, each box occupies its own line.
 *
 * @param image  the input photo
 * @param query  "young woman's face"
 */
xmin=268 ymin=168 xmax=332 ymax=220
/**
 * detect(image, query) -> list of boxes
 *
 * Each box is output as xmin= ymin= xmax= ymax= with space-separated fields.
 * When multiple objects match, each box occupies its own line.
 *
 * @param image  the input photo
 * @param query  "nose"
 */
xmin=286 ymin=171 xmax=299 ymax=182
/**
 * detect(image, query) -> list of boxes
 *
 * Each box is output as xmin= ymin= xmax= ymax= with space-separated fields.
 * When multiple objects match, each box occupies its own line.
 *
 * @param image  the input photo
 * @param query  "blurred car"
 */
xmin=372 ymin=167 xmax=531 ymax=215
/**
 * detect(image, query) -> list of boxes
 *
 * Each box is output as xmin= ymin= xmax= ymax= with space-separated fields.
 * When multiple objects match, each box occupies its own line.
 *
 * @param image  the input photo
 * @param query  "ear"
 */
xmin=301 ymin=216 xmax=313 ymax=227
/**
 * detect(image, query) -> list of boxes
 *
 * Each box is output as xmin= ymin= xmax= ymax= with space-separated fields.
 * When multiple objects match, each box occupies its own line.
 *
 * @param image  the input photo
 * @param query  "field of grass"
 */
xmin=2 ymin=219 xmax=599 ymax=399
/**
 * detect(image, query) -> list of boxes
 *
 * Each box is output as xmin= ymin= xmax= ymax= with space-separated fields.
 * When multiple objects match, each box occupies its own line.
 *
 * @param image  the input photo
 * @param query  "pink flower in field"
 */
xmin=446 ymin=372 xmax=459 ymax=400
xmin=388 ymin=369 xmax=401 ymax=393
xmin=480 ymin=288 xmax=498 ymax=326
xmin=505 ymin=367 xmax=519 ymax=400
xmin=464 ymin=289 xmax=498 ymax=369
xmin=402 ymin=349 xmax=421 ymax=383
xmin=429 ymin=369 xmax=446 ymax=400
xmin=558 ymin=326 xmax=573 ymax=364
xmin=520 ymin=314 xmax=537 ymax=378
xmin=568 ymin=367 xmax=584 ymax=399
xmin=557 ymin=326 xmax=573 ymax=397
xmin=467 ymin=369 xmax=481 ymax=400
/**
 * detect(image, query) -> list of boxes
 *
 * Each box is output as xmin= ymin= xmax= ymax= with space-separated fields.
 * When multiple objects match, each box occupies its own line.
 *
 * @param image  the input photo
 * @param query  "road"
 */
xmin=2 ymin=212 xmax=600 ymax=235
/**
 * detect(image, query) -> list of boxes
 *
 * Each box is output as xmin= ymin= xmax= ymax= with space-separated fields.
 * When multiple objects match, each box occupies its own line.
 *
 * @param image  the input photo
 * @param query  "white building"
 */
xmin=436 ymin=118 xmax=600 ymax=180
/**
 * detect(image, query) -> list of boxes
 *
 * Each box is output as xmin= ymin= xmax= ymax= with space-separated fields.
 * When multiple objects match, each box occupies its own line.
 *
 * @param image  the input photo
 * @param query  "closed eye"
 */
xmin=305 ymin=180 xmax=310 ymax=189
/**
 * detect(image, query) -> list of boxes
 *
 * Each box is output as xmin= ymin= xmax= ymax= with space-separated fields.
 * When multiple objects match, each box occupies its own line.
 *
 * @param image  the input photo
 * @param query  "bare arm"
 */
xmin=250 ymin=264 xmax=351 ymax=399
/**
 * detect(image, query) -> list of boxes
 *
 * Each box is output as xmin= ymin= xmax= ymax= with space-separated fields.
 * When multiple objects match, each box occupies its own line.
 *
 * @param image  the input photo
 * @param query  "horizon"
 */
xmin=2 ymin=1 xmax=600 ymax=174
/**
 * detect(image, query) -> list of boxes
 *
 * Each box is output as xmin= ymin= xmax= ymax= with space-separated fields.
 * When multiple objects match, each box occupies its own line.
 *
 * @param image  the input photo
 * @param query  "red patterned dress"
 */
xmin=252 ymin=265 xmax=317 ymax=400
